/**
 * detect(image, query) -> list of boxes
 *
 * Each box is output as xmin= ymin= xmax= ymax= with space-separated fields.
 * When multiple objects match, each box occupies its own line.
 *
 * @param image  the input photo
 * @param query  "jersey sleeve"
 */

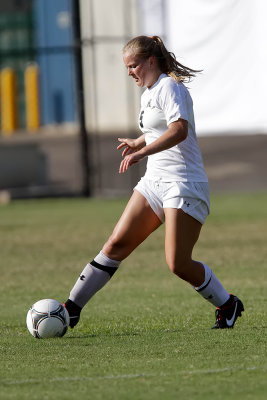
xmin=159 ymin=80 xmax=189 ymax=126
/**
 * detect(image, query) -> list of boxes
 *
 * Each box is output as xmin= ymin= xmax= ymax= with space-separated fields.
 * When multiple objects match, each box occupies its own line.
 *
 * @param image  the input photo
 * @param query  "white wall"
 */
xmin=165 ymin=0 xmax=267 ymax=135
xmin=137 ymin=0 xmax=166 ymax=38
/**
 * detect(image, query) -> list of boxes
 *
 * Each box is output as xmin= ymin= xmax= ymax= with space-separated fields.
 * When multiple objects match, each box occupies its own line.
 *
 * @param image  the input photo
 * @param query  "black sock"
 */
xmin=221 ymin=294 xmax=234 ymax=309
xmin=64 ymin=299 xmax=82 ymax=316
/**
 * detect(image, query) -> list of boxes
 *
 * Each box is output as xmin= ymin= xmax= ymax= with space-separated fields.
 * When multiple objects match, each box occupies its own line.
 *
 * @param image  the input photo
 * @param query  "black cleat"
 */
xmin=63 ymin=299 xmax=81 ymax=328
xmin=212 ymin=294 xmax=244 ymax=329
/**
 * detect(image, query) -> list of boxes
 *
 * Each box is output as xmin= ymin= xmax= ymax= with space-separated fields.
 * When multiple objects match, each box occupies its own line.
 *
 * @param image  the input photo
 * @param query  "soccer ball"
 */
xmin=26 ymin=299 xmax=70 ymax=339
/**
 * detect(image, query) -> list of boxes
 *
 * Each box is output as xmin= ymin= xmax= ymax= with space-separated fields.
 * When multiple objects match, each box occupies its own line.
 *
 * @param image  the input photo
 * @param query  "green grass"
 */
xmin=0 ymin=193 xmax=266 ymax=400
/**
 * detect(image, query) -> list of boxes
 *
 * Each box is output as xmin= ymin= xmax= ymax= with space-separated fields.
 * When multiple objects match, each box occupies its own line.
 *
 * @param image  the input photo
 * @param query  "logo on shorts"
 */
xmin=184 ymin=201 xmax=190 ymax=208
xmin=205 ymin=294 xmax=213 ymax=300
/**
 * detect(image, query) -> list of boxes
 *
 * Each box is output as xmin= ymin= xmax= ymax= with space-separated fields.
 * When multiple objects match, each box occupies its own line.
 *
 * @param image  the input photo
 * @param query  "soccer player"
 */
xmin=64 ymin=36 xmax=244 ymax=329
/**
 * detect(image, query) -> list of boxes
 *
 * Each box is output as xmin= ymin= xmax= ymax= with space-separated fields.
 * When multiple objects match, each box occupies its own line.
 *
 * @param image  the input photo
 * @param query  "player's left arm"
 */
xmin=119 ymin=118 xmax=187 ymax=173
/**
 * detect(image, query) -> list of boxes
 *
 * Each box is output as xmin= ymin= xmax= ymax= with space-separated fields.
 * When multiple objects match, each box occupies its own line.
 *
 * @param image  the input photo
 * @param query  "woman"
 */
xmin=64 ymin=36 xmax=244 ymax=329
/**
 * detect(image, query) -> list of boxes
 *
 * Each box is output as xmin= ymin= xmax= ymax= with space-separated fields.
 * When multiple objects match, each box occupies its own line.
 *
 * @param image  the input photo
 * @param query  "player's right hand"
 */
xmin=117 ymin=138 xmax=137 ymax=158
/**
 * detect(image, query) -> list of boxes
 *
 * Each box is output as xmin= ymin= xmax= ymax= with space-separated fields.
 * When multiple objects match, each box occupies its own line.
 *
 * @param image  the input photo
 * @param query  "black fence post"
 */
xmin=72 ymin=0 xmax=91 ymax=197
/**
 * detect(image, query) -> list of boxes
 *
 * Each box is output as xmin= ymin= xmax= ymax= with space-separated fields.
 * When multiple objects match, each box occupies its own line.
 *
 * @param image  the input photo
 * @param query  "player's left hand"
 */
xmin=119 ymin=151 xmax=145 ymax=173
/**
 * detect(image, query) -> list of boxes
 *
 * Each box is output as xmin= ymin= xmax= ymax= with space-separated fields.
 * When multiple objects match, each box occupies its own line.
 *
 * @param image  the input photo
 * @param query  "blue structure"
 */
xmin=34 ymin=0 xmax=76 ymax=125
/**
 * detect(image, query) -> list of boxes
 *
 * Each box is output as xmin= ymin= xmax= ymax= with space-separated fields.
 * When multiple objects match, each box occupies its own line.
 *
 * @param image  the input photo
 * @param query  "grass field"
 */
xmin=0 ymin=193 xmax=266 ymax=400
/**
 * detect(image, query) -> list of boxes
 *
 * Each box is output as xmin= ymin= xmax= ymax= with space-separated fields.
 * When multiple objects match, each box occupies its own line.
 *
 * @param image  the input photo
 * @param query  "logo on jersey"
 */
xmin=139 ymin=99 xmax=158 ymax=128
xmin=139 ymin=110 xmax=144 ymax=128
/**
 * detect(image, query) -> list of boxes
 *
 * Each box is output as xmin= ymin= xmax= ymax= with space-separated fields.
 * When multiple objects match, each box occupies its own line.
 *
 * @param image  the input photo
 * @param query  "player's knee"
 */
xmin=102 ymin=234 xmax=128 ymax=260
xmin=166 ymin=256 xmax=189 ymax=281
xmin=103 ymin=235 xmax=120 ymax=256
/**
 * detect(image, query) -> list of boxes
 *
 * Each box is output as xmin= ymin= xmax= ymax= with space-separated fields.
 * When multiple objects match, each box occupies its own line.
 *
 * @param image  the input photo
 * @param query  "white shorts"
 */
xmin=134 ymin=177 xmax=210 ymax=224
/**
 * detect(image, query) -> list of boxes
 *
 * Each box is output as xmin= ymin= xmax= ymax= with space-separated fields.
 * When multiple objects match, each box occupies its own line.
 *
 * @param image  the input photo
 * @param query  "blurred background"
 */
xmin=0 ymin=0 xmax=266 ymax=200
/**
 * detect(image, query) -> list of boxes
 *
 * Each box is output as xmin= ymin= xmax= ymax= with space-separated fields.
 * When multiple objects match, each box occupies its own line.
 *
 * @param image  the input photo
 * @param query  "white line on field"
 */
xmin=0 ymin=373 xmax=159 ymax=386
xmin=0 ymin=366 xmax=260 ymax=386
xmin=188 ymin=366 xmax=258 ymax=375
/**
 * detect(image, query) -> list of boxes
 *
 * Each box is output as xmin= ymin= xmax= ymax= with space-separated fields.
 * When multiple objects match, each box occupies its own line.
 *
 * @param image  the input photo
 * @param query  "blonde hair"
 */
xmin=123 ymin=35 xmax=201 ymax=83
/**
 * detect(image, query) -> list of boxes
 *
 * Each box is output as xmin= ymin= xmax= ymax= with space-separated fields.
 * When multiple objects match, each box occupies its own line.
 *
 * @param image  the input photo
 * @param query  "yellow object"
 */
xmin=0 ymin=68 xmax=18 ymax=135
xmin=25 ymin=64 xmax=40 ymax=131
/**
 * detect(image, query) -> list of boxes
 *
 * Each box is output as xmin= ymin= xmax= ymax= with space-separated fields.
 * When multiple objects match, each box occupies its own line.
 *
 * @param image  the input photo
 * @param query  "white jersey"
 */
xmin=139 ymin=73 xmax=208 ymax=182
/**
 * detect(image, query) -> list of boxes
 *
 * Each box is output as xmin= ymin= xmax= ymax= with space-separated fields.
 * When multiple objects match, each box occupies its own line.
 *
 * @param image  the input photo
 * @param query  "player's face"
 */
xmin=123 ymin=51 xmax=156 ymax=88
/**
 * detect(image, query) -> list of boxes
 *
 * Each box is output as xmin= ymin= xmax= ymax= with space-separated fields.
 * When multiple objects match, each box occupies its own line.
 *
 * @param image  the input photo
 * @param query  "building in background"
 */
xmin=0 ymin=0 xmax=77 ymax=130
xmin=0 ymin=0 xmax=266 ymax=199
xmin=0 ymin=0 xmax=34 ymax=130
xmin=34 ymin=0 xmax=76 ymax=126
xmin=80 ymin=0 xmax=140 ymax=135
xmin=0 ymin=0 xmax=142 ymax=198
xmin=0 ymin=0 xmax=142 ymax=134
xmin=1 ymin=0 xmax=267 ymax=135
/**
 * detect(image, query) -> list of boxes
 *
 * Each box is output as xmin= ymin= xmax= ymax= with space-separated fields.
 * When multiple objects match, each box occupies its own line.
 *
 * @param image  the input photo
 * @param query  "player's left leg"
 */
xmin=164 ymin=208 xmax=244 ymax=328
xmin=164 ymin=208 xmax=205 ymax=286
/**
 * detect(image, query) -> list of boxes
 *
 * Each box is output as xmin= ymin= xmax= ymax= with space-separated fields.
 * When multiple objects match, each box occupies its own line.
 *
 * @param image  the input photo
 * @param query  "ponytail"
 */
xmin=123 ymin=35 xmax=201 ymax=83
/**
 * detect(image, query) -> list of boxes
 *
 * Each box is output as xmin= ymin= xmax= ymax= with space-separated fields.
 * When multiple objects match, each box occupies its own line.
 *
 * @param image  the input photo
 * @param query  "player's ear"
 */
xmin=148 ymin=56 xmax=155 ymax=67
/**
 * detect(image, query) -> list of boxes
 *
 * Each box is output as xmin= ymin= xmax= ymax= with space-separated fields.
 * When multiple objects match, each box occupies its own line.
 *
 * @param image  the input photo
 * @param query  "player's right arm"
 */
xmin=117 ymin=134 xmax=146 ymax=157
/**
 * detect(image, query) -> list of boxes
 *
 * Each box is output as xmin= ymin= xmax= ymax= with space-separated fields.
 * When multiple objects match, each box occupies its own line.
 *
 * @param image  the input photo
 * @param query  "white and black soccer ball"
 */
xmin=26 ymin=299 xmax=70 ymax=339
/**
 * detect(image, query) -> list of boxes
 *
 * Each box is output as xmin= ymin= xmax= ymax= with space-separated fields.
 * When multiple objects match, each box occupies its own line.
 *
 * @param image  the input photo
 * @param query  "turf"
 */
xmin=0 ymin=193 xmax=266 ymax=400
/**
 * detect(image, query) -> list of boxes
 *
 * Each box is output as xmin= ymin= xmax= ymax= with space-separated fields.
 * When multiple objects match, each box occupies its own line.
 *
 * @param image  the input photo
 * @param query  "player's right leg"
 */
xmin=102 ymin=189 xmax=162 ymax=260
xmin=64 ymin=190 xmax=162 ymax=328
